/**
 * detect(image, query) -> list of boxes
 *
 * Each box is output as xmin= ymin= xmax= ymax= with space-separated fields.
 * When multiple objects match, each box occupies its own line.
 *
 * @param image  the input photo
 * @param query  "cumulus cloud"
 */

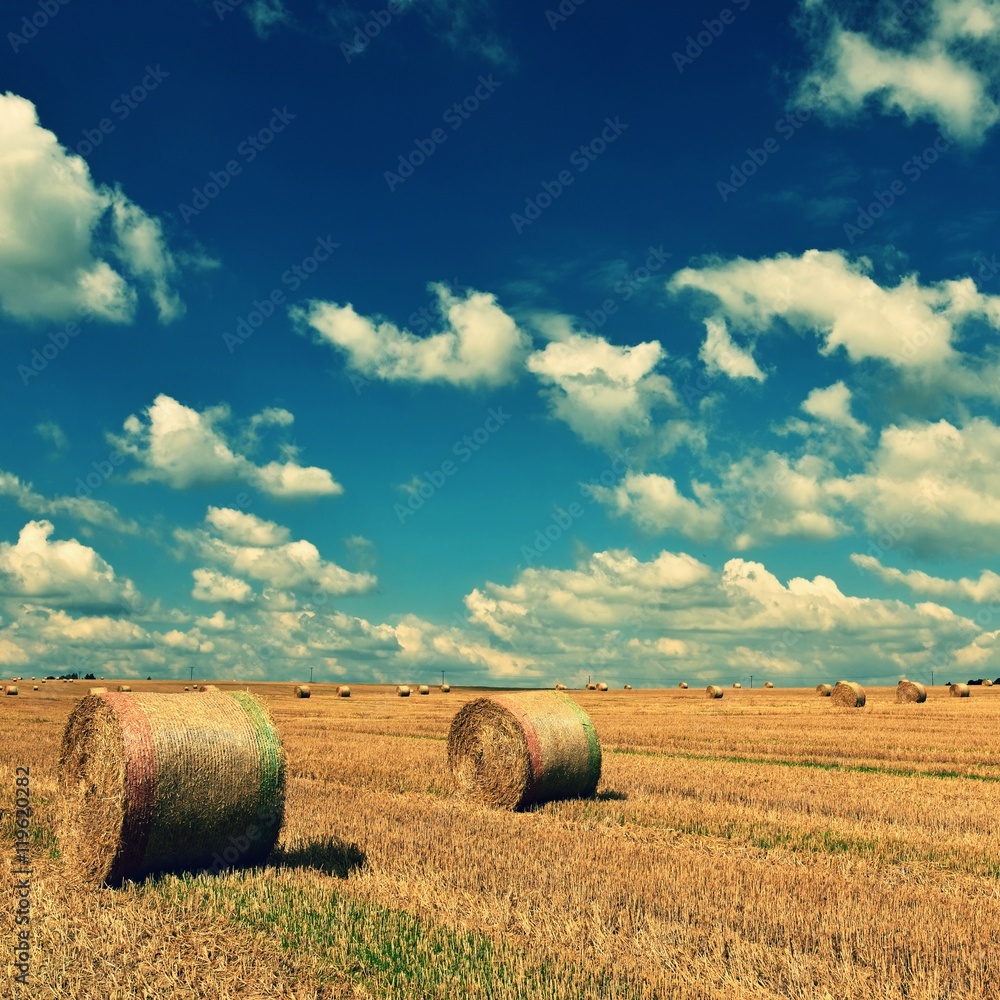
xmin=795 ymin=0 xmax=1000 ymax=142
xmin=0 ymin=520 xmax=140 ymax=612
xmin=800 ymin=381 xmax=869 ymax=436
xmin=526 ymin=328 xmax=677 ymax=449
xmin=0 ymin=92 xmax=182 ymax=324
xmin=294 ymin=283 xmax=528 ymax=387
xmin=851 ymin=553 xmax=1000 ymax=602
xmin=0 ymin=471 xmax=139 ymax=534
xmin=110 ymin=394 xmax=342 ymax=499
xmin=698 ymin=317 xmax=766 ymax=381
xmin=178 ymin=507 xmax=376 ymax=597
xmin=669 ymin=249 xmax=1000 ymax=378
xmin=191 ymin=568 xmax=255 ymax=605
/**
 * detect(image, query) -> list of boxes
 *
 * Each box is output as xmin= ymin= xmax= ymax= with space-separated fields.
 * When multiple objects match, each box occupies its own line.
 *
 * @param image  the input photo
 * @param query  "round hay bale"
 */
xmin=197 ymin=684 xmax=218 ymax=693
xmin=623 ymin=684 xmax=632 ymax=690
xmin=33 ymin=686 xmax=38 ymax=692
xmin=183 ymin=686 xmax=190 ymax=691
xmin=678 ymin=682 xmax=688 ymax=689
xmin=337 ymin=685 xmax=351 ymax=698
xmin=732 ymin=682 xmax=742 ymax=689
xmin=706 ymin=685 xmax=723 ymax=699
xmin=57 ymin=690 xmax=285 ymax=886
xmin=896 ymin=680 xmax=927 ymax=704
xmin=585 ymin=683 xmax=597 ymax=691
xmin=983 ymin=679 xmax=993 ymax=687
xmin=440 ymin=684 xmax=451 ymax=693
xmin=89 ymin=687 xmax=108 ymax=696
xmin=816 ymin=683 xmax=833 ymax=696
xmin=950 ymin=682 xmax=970 ymax=698
xmin=596 ymin=682 xmax=608 ymax=691
xmin=397 ymin=685 xmax=411 ymax=697
xmin=293 ymin=685 xmax=311 ymax=699
xmin=554 ymin=683 xmax=568 ymax=691
xmin=447 ymin=691 xmax=601 ymax=810
xmin=419 ymin=684 xmax=430 ymax=695
xmin=116 ymin=684 xmax=132 ymax=693
xmin=832 ymin=680 xmax=866 ymax=708
xmin=764 ymin=681 xmax=774 ymax=688
xmin=4 ymin=685 xmax=18 ymax=696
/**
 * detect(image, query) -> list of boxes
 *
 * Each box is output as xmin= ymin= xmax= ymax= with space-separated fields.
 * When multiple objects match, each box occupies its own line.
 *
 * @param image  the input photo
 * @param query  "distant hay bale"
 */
xmin=678 ymin=682 xmax=688 ymax=689
xmin=554 ymin=683 xmax=568 ymax=691
xmin=337 ymin=686 xmax=351 ymax=698
xmin=116 ymin=685 xmax=132 ymax=693
xmin=706 ymin=685 xmax=723 ymax=699
xmin=33 ymin=686 xmax=38 ymax=692
xmin=440 ymin=684 xmax=451 ymax=693
xmin=197 ymin=685 xmax=218 ymax=693
xmin=397 ymin=685 xmax=411 ymax=697
xmin=293 ymin=685 xmax=311 ymax=699
xmin=89 ymin=687 xmax=108 ymax=696
xmin=832 ymin=680 xmax=866 ymax=708
xmin=57 ymin=690 xmax=284 ymax=887
xmin=419 ymin=684 xmax=430 ymax=695
xmin=4 ymin=685 xmax=17 ymax=696
xmin=585 ymin=683 xmax=597 ymax=691
xmin=983 ymin=679 xmax=994 ymax=687
xmin=732 ymin=682 xmax=742 ymax=689
xmin=896 ymin=680 xmax=927 ymax=704
xmin=950 ymin=682 xmax=970 ymax=698
xmin=816 ymin=684 xmax=833 ymax=696
xmin=447 ymin=691 xmax=601 ymax=810
xmin=183 ymin=686 xmax=190 ymax=692
xmin=623 ymin=684 xmax=633 ymax=690
xmin=764 ymin=681 xmax=774 ymax=689
xmin=596 ymin=682 xmax=608 ymax=691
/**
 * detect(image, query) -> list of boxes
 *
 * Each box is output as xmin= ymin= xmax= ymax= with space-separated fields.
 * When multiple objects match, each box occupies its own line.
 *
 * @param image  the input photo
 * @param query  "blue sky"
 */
xmin=2 ymin=0 xmax=1000 ymax=687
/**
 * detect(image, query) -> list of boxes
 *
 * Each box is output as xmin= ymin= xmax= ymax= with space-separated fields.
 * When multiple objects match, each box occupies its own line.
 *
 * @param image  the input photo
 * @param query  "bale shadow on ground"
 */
xmin=271 ymin=836 xmax=366 ymax=877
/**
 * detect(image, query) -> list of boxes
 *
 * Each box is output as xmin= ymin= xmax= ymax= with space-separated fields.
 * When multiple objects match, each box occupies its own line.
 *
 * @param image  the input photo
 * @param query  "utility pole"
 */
xmin=310 ymin=665 xmax=314 ymax=684
xmin=441 ymin=669 xmax=445 ymax=685
xmin=750 ymin=674 xmax=753 ymax=690
xmin=189 ymin=663 xmax=194 ymax=682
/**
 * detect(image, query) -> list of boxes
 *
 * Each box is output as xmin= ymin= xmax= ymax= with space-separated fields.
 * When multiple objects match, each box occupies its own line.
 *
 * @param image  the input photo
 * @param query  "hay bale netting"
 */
xmin=337 ymin=686 xmax=351 ymax=698
xmin=440 ymin=684 xmax=451 ymax=693
xmin=397 ymin=685 xmax=411 ymax=697
xmin=116 ymin=684 xmax=132 ymax=693
xmin=678 ymin=682 xmax=689 ymax=689
xmin=419 ymin=685 xmax=430 ymax=695
xmin=706 ymin=685 xmax=723 ymax=699
xmin=293 ymin=685 xmax=311 ymax=699
xmin=89 ymin=687 xmax=108 ymax=696
xmin=57 ymin=690 xmax=284 ymax=886
xmin=896 ymin=680 xmax=927 ymax=704
xmin=950 ymin=682 xmax=971 ymax=698
xmin=832 ymin=680 xmax=866 ymax=708
xmin=764 ymin=681 xmax=774 ymax=689
xmin=596 ymin=682 xmax=608 ymax=692
xmin=816 ymin=683 xmax=833 ymax=697
xmin=447 ymin=691 xmax=601 ymax=810
xmin=4 ymin=685 xmax=17 ymax=696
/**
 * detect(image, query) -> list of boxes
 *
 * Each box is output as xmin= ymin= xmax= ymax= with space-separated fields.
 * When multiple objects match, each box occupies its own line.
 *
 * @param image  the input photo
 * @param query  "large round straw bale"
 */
xmin=732 ymin=682 xmax=742 ymax=689
xmin=585 ymin=683 xmax=597 ymax=691
xmin=950 ymin=682 xmax=970 ymax=698
xmin=89 ymin=687 xmax=108 ymax=696
xmin=706 ymin=685 xmax=723 ymax=699
xmin=117 ymin=684 xmax=132 ymax=693
xmin=293 ymin=685 xmax=311 ymax=699
xmin=4 ymin=685 xmax=17 ymax=696
xmin=983 ymin=678 xmax=993 ymax=687
xmin=896 ymin=680 xmax=927 ymax=704
xmin=33 ymin=686 xmax=38 ymax=691
xmin=57 ymin=690 xmax=284 ymax=886
xmin=448 ymin=691 xmax=601 ymax=810
xmin=337 ymin=685 xmax=351 ymax=698
xmin=678 ymin=682 xmax=688 ymax=689
xmin=596 ymin=682 xmax=608 ymax=691
xmin=419 ymin=684 xmax=430 ymax=695
xmin=554 ymin=683 xmax=567 ymax=690
xmin=816 ymin=683 xmax=833 ymax=696
xmin=197 ymin=684 xmax=218 ymax=693
xmin=397 ymin=685 xmax=411 ymax=697
xmin=832 ymin=680 xmax=866 ymax=707
xmin=441 ymin=683 xmax=451 ymax=693
xmin=764 ymin=681 xmax=774 ymax=688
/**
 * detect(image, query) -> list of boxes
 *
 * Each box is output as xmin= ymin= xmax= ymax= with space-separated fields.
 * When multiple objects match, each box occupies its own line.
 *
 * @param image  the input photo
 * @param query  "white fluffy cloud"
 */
xmin=110 ymin=394 xmax=342 ymax=499
xmin=0 ymin=520 xmax=140 ymax=612
xmin=178 ymin=508 xmax=376 ymax=597
xmin=669 ymin=249 xmax=1000 ymax=374
xmin=0 ymin=471 xmax=139 ymax=534
xmin=800 ymin=381 xmax=869 ymax=436
xmin=698 ymin=317 xmax=765 ymax=381
xmin=796 ymin=0 xmax=1000 ymax=142
xmin=851 ymin=554 xmax=1000 ymax=602
xmin=0 ymin=92 xmax=182 ymax=324
xmin=295 ymin=283 xmax=528 ymax=387
xmin=526 ymin=329 xmax=677 ymax=448
xmin=191 ymin=568 xmax=255 ymax=605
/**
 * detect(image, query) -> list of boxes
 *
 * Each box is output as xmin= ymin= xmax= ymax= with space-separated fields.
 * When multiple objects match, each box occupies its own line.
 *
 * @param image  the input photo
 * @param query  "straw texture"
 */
xmin=706 ymin=685 xmax=723 ymax=699
xmin=4 ymin=685 xmax=17 ymax=696
xmin=764 ymin=682 xmax=774 ymax=688
xmin=896 ymin=680 xmax=927 ymax=704
xmin=596 ymin=682 xmax=608 ymax=691
xmin=419 ymin=685 xmax=430 ymax=695
xmin=440 ymin=684 xmax=451 ymax=693
xmin=678 ymin=682 xmax=688 ymax=689
xmin=197 ymin=684 xmax=218 ymax=692
xmin=57 ymin=690 xmax=285 ymax=886
xmin=397 ymin=685 xmax=411 ymax=697
xmin=950 ymin=683 xmax=970 ymax=698
xmin=117 ymin=685 xmax=132 ymax=693
xmin=293 ymin=685 xmax=311 ymax=699
xmin=447 ymin=691 xmax=601 ymax=810
xmin=337 ymin=686 xmax=351 ymax=698
xmin=832 ymin=680 xmax=866 ymax=707
xmin=817 ymin=684 xmax=833 ymax=696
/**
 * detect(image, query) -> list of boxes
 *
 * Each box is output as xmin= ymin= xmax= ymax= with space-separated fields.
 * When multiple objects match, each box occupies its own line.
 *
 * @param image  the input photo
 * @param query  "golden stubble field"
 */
xmin=6 ymin=679 xmax=1000 ymax=999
